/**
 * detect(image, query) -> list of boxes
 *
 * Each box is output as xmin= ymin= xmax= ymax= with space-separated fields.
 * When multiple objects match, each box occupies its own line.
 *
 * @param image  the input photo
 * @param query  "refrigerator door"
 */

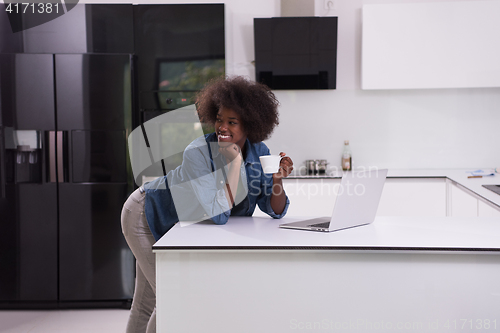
xmin=0 ymin=54 xmax=58 ymax=302
xmin=55 ymin=54 xmax=134 ymax=303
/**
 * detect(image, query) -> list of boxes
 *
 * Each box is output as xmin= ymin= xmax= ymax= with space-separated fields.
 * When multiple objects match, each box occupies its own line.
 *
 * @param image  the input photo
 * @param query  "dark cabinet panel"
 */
xmin=0 ymin=8 xmax=23 ymax=53
xmin=55 ymin=54 xmax=132 ymax=131
xmin=18 ymin=184 xmax=58 ymax=301
xmin=15 ymin=54 xmax=56 ymax=130
xmin=58 ymin=183 xmax=134 ymax=301
xmin=0 ymin=185 xmax=18 ymax=301
xmin=133 ymin=4 xmax=225 ymax=106
xmin=0 ymin=183 xmax=58 ymax=301
xmin=10 ymin=4 xmax=133 ymax=54
xmin=85 ymin=5 xmax=134 ymax=54
xmin=0 ymin=54 xmax=55 ymax=130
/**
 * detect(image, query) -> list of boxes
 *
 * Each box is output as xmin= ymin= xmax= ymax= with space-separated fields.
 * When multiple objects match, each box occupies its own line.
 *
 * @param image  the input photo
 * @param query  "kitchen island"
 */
xmin=153 ymin=215 xmax=500 ymax=333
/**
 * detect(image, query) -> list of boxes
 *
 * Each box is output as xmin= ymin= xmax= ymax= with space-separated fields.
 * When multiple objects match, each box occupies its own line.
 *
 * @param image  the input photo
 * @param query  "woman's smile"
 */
xmin=217 ymin=133 xmax=232 ymax=141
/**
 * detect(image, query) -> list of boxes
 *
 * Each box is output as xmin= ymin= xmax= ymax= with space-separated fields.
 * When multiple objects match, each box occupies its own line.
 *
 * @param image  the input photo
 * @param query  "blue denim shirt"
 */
xmin=144 ymin=133 xmax=290 ymax=241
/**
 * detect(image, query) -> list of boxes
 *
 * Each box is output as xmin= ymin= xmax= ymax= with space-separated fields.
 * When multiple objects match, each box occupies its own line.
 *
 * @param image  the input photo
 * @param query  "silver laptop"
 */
xmin=279 ymin=169 xmax=388 ymax=232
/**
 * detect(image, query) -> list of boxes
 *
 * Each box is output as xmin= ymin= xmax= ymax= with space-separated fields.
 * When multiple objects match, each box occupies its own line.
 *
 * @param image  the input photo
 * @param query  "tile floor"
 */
xmin=0 ymin=309 xmax=129 ymax=333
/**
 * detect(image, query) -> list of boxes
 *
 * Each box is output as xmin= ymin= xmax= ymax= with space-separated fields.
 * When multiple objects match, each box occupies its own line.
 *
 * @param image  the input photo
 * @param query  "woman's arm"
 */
xmin=270 ymin=152 xmax=294 ymax=214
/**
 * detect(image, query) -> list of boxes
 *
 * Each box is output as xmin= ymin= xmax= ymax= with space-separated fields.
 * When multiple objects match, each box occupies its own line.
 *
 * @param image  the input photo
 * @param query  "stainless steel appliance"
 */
xmin=483 ymin=185 xmax=500 ymax=196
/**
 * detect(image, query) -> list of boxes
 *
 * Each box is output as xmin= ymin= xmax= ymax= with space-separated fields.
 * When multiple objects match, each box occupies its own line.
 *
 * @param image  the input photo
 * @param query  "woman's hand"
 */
xmin=219 ymin=143 xmax=242 ymax=163
xmin=269 ymin=152 xmax=292 ymax=215
xmin=274 ymin=152 xmax=294 ymax=179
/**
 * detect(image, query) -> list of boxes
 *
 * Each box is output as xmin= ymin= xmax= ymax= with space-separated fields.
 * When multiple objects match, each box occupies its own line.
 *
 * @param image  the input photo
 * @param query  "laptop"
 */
xmin=279 ymin=169 xmax=388 ymax=232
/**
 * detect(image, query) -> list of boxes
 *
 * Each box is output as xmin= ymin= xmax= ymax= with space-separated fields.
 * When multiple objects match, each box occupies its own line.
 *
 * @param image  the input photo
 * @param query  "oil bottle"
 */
xmin=341 ymin=140 xmax=352 ymax=171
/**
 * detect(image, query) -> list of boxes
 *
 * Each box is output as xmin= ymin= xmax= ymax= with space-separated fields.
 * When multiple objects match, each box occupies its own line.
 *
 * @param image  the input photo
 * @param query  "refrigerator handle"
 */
xmin=0 ymin=126 xmax=6 ymax=198
xmin=56 ymin=131 xmax=65 ymax=183
xmin=48 ymin=131 xmax=57 ymax=182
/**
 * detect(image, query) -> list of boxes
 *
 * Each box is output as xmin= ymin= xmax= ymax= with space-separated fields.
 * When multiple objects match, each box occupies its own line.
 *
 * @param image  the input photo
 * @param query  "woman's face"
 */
xmin=215 ymin=106 xmax=247 ymax=149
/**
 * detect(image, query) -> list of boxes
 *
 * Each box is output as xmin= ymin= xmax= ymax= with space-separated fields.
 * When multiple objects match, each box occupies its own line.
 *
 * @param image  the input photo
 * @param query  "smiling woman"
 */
xmin=196 ymin=75 xmax=280 ymax=143
xmin=120 ymin=75 xmax=294 ymax=333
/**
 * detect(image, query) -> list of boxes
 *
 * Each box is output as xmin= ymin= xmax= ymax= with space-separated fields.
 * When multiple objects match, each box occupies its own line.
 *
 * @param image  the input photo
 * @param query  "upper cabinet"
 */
xmin=362 ymin=1 xmax=500 ymax=90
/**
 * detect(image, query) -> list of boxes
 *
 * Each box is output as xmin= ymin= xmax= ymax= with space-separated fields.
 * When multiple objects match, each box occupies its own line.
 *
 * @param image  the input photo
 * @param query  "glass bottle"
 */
xmin=341 ymin=140 xmax=352 ymax=171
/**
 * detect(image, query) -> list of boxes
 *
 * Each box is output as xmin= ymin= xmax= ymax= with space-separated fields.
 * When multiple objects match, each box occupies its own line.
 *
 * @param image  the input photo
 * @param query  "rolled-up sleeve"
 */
xmin=256 ymin=175 xmax=290 ymax=219
xmin=261 ymin=192 xmax=290 ymax=218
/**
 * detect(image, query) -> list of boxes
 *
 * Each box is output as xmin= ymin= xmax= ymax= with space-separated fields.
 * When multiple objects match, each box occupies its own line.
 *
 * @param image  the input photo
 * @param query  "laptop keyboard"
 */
xmin=308 ymin=222 xmax=330 ymax=228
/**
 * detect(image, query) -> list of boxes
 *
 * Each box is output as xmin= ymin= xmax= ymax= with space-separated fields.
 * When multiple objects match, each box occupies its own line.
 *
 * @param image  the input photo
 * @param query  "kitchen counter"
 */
xmin=154 ymin=216 xmax=500 ymax=252
xmin=153 ymin=169 xmax=500 ymax=332
xmin=154 ymin=216 xmax=500 ymax=332
xmin=288 ymin=168 xmax=500 ymax=208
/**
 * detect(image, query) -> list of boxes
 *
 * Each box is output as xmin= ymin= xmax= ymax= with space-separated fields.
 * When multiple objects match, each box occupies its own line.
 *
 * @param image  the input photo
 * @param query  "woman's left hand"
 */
xmin=274 ymin=152 xmax=293 ymax=179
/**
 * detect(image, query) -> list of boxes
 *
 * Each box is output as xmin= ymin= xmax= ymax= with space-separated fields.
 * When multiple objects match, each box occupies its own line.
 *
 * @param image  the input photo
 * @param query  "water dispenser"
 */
xmin=4 ymin=129 xmax=42 ymax=183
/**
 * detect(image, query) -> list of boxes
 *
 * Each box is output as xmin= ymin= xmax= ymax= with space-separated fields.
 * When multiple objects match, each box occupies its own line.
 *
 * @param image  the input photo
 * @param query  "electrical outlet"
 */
xmin=324 ymin=0 xmax=335 ymax=10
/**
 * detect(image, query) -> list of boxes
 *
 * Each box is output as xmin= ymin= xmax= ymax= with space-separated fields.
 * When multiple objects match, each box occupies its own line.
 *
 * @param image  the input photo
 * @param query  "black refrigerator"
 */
xmin=0 ymin=53 xmax=135 ymax=308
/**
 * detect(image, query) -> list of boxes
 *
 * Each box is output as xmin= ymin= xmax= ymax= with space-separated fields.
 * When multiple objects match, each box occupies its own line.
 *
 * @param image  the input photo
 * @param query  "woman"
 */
xmin=121 ymin=76 xmax=294 ymax=333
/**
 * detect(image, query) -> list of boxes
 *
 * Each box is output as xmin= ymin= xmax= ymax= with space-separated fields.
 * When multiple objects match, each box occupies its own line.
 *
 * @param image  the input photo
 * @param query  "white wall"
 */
xmin=82 ymin=0 xmax=500 ymax=170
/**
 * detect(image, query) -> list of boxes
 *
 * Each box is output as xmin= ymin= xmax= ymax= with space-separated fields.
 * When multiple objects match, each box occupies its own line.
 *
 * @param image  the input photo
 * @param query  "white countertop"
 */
xmin=289 ymin=168 xmax=500 ymax=208
xmin=153 ymin=216 xmax=500 ymax=252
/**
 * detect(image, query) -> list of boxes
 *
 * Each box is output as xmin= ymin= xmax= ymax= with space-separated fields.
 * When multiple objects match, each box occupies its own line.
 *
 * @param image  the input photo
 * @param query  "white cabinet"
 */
xmin=448 ymin=181 xmax=500 ymax=217
xmin=377 ymin=178 xmax=446 ymax=217
xmin=254 ymin=177 xmax=499 ymax=218
xmin=448 ymin=182 xmax=478 ymax=217
xmin=478 ymin=200 xmax=500 ymax=218
xmin=362 ymin=1 xmax=500 ymax=89
xmin=256 ymin=177 xmax=447 ymax=217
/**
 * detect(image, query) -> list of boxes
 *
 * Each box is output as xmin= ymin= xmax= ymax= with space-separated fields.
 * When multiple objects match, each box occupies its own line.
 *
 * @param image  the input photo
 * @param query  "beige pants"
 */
xmin=121 ymin=188 xmax=156 ymax=333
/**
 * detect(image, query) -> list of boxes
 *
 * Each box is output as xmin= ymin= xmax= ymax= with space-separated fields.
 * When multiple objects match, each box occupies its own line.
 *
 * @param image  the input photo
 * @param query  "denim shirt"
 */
xmin=144 ymin=133 xmax=290 ymax=241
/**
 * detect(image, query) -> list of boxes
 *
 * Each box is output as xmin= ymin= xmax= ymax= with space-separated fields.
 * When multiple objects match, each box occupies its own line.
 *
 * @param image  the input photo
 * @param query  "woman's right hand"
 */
xmin=219 ymin=143 xmax=242 ymax=162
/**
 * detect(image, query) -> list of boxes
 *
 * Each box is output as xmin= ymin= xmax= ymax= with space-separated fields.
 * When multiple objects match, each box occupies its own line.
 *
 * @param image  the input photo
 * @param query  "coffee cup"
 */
xmin=259 ymin=155 xmax=283 ymax=174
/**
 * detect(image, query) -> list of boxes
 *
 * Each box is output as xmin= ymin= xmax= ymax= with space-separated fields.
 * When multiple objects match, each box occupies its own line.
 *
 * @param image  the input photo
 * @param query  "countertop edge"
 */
xmin=153 ymin=245 xmax=500 ymax=253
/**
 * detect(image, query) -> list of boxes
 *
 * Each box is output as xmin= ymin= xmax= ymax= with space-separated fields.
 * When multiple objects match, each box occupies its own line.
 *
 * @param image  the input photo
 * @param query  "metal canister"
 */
xmin=305 ymin=160 xmax=317 ymax=175
xmin=317 ymin=160 xmax=328 ymax=174
xmin=305 ymin=159 xmax=328 ymax=175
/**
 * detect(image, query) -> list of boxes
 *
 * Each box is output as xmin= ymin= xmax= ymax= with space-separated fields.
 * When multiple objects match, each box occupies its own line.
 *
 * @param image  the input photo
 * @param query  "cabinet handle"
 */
xmin=57 ymin=131 xmax=65 ymax=183
xmin=48 ymin=131 xmax=57 ymax=183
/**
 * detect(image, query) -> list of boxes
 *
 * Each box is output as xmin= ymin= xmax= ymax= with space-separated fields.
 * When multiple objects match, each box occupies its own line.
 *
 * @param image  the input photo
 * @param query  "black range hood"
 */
xmin=254 ymin=16 xmax=338 ymax=90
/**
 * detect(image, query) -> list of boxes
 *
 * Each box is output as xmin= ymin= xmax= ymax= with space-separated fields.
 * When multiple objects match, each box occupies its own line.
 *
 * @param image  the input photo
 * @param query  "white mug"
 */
xmin=259 ymin=155 xmax=283 ymax=174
